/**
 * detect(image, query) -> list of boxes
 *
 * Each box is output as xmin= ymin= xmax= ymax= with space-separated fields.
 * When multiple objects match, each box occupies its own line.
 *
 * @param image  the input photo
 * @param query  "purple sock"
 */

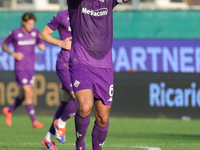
xmin=49 ymin=101 xmax=68 ymax=134
xmin=26 ymin=104 xmax=36 ymax=123
xmin=75 ymin=112 xmax=90 ymax=148
xmin=92 ymin=122 xmax=109 ymax=150
xmin=9 ymin=97 xmax=22 ymax=113
xmin=61 ymin=98 xmax=78 ymax=121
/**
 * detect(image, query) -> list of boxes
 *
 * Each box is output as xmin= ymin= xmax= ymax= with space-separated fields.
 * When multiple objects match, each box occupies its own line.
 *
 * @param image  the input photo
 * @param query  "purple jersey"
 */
xmin=67 ymin=0 xmax=118 ymax=68
xmin=47 ymin=10 xmax=71 ymax=62
xmin=4 ymin=27 xmax=43 ymax=71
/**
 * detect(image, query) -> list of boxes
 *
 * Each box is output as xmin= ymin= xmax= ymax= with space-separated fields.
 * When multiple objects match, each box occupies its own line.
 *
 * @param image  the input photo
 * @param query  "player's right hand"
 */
xmin=61 ymin=36 xmax=72 ymax=50
xmin=12 ymin=52 xmax=24 ymax=61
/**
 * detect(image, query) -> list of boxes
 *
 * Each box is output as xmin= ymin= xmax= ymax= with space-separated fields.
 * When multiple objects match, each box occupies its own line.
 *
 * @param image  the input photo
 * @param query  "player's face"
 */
xmin=22 ymin=19 xmax=35 ymax=32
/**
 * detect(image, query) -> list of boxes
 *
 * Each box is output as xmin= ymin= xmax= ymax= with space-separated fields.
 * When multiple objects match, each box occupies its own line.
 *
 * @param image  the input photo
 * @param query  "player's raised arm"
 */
xmin=39 ymin=25 xmax=72 ymax=50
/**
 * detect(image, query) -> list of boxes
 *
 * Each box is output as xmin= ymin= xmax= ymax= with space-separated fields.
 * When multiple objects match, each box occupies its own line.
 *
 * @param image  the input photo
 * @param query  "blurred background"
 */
xmin=0 ymin=0 xmax=199 ymax=11
xmin=1 ymin=0 xmax=200 ymax=119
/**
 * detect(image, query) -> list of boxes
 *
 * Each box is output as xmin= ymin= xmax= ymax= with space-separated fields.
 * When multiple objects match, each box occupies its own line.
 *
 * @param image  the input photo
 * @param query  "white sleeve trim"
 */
xmin=117 ymin=0 xmax=125 ymax=4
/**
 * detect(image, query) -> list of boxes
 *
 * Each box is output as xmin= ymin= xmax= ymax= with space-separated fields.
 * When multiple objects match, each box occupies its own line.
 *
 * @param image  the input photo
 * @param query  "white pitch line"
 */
xmin=0 ymin=142 xmax=162 ymax=150
xmin=107 ymin=144 xmax=162 ymax=150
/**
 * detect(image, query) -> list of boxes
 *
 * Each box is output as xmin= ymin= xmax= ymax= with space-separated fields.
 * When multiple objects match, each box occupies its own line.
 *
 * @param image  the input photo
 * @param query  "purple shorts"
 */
xmin=15 ymin=70 xmax=35 ymax=87
xmin=56 ymin=60 xmax=73 ymax=92
xmin=70 ymin=64 xmax=114 ymax=105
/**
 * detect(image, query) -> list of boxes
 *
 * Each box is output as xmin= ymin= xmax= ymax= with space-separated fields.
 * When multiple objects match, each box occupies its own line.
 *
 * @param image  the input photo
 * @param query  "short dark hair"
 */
xmin=22 ymin=12 xmax=36 ymax=22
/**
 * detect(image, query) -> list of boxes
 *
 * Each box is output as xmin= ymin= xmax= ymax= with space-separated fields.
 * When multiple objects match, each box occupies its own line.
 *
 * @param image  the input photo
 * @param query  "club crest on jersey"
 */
xmin=74 ymin=80 xmax=80 ymax=88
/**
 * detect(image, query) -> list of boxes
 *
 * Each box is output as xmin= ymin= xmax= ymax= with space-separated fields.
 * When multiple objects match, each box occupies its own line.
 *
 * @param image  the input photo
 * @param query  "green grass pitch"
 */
xmin=0 ymin=115 xmax=200 ymax=150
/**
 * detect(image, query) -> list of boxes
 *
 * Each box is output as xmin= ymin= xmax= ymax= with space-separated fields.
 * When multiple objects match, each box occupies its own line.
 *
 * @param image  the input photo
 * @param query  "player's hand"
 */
xmin=61 ymin=36 xmax=72 ymax=50
xmin=12 ymin=52 xmax=24 ymax=61
xmin=38 ymin=43 xmax=46 ymax=51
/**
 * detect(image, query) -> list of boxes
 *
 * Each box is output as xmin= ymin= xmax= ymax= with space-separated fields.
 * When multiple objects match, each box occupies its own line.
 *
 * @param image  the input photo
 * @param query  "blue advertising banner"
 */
xmin=1 ymin=39 xmax=200 ymax=72
xmin=112 ymin=39 xmax=200 ymax=72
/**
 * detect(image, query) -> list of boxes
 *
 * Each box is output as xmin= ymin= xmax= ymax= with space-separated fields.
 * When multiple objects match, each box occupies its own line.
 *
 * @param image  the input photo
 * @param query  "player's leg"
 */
xmin=3 ymin=70 xmax=28 ymax=126
xmin=46 ymin=90 xmax=69 ymax=135
xmin=75 ymin=89 xmax=94 ymax=150
xmin=91 ymin=67 xmax=113 ymax=150
xmin=58 ymin=64 xmax=79 ymax=124
xmin=42 ymin=89 xmax=69 ymax=149
xmin=3 ymin=88 xmax=24 ymax=126
xmin=57 ymin=90 xmax=78 ymax=127
xmin=43 ymin=63 xmax=70 ymax=147
xmin=44 ymin=91 xmax=78 ymax=149
xmin=52 ymin=90 xmax=78 ymax=144
xmin=53 ymin=62 xmax=79 ymax=144
xmin=92 ymin=100 xmax=111 ymax=150
xmin=45 ymin=62 xmax=78 ymax=146
xmin=67 ymin=64 xmax=95 ymax=150
xmin=54 ymin=90 xmax=78 ymax=144
xmin=58 ymin=91 xmax=78 ymax=128
xmin=23 ymin=84 xmax=43 ymax=128
xmin=7 ymin=87 xmax=24 ymax=112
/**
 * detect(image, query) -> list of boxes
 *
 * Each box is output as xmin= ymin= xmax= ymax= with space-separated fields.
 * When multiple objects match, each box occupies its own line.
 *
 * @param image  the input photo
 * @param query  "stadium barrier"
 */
xmin=1 ymin=71 xmax=200 ymax=118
